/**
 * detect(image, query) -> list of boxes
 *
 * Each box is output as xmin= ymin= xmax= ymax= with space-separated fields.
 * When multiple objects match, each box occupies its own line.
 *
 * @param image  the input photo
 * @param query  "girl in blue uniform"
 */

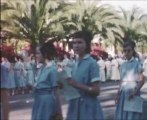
xmin=25 ymin=54 xmax=35 ymax=92
xmin=115 ymin=40 xmax=145 ymax=120
xmin=66 ymin=31 xmax=104 ymax=120
xmin=31 ymin=43 xmax=62 ymax=120
xmin=1 ymin=57 xmax=15 ymax=96
xmin=8 ymin=62 xmax=16 ymax=96
xmin=14 ymin=56 xmax=26 ymax=94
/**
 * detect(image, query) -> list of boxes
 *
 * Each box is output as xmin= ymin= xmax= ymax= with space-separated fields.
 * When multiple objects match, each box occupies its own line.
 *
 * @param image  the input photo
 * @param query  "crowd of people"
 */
xmin=1 ymin=30 xmax=147 ymax=120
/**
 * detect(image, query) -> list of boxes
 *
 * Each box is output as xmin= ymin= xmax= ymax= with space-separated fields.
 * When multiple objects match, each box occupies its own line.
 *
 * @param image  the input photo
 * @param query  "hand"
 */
xmin=57 ymin=81 xmax=64 ymax=89
xmin=128 ymin=91 xmax=136 ymax=100
xmin=30 ymin=54 xmax=34 ymax=57
xmin=66 ymin=79 xmax=77 ymax=87
xmin=66 ymin=64 xmax=71 ymax=67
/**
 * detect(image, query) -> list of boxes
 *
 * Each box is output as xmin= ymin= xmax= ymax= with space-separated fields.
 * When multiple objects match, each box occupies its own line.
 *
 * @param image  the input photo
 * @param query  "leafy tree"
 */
xmin=118 ymin=7 xmax=145 ymax=42
xmin=1 ymin=0 xmax=67 ymax=51
xmin=61 ymin=0 xmax=124 ymax=53
xmin=117 ymin=7 xmax=147 ymax=54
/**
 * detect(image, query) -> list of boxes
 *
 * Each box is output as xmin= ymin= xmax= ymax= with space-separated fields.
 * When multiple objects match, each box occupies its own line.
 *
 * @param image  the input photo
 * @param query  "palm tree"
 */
xmin=62 ymin=1 xmax=122 ymax=37
xmin=118 ymin=7 xmax=145 ymax=42
xmin=61 ymin=0 xmax=112 ymax=36
xmin=1 ymin=0 xmax=32 ymax=54
xmin=137 ymin=14 xmax=147 ymax=53
xmin=139 ymin=14 xmax=147 ymax=42
xmin=1 ymin=0 xmax=24 ymax=52
xmin=117 ymin=7 xmax=147 ymax=54
xmin=2 ymin=0 xmax=67 ymax=51
xmin=1 ymin=1 xmax=12 ymax=29
xmin=1 ymin=0 xmax=32 ymax=43
xmin=61 ymin=0 xmax=123 ymax=54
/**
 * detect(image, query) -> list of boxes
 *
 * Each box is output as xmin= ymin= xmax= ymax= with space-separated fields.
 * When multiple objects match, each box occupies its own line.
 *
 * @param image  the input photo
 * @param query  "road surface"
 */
xmin=9 ymin=81 xmax=147 ymax=120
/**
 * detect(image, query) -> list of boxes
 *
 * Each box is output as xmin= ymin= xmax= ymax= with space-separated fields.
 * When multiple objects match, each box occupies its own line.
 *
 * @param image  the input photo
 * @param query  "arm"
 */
xmin=134 ymin=73 xmax=145 ymax=95
xmin=50 ymin=68 xmax=63 ymax=119
xmin=128 ymin=73 xmax=145 ymax=100
xmin=66 ymin=61 xmax=101 ymax=96
xmin=66 ymin=78 xmax=100 ymax=96
xmin=54 ymin=87 xmax=62 ymax=115
xmin=129 ymin=62 xmax=145 ymax=99
xmin=5 ymin=62 xmax=11 ymax=72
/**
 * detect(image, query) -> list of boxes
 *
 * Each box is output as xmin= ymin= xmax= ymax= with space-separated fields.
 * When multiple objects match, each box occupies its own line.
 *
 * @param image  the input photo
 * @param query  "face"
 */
xmin=72 ymin=38 xmax=87 ymax=56
xmin=123 ymin=46 xmax=133 ymax=60
xmin=35 ymin=47 xmax=43 ymax=62
xmin=1 ymin=57 xmax=5 ymax=62
xmin=64 ymin=54 xmax=67 ymax=59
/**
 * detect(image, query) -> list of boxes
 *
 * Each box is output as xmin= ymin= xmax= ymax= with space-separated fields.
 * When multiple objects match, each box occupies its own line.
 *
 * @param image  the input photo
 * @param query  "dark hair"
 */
xmin=90 ymin=54 xmax=98 ymax=60
xmin=18 ymin=56 xmax=24 ymax=62
xmin=123 ymin=40 xmax=137 ymax=57
xmin=72 ymin=30 xmax=93 ymax=53
xmin=40 ymin=42 xmax=57 ymax=60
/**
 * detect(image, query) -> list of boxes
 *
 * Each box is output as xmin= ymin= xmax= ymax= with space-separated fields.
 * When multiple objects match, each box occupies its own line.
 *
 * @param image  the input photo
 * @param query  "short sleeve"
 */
xmin=4 ymin=62 xmax=11 ymax=70
xmin=137 ymin=62 xmax=143 ymax=73
xmin=90 ymin=61 xmax=100 ymax=82
xmin=50 ymin=67 xmax=58 ymax=87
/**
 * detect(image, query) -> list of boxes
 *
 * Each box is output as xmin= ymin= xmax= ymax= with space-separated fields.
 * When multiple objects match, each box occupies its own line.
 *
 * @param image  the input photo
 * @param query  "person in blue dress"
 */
xmin=1 ymin=56 xmax=16 ymax=96
xmin=14 ymin=56 xmax=26 ymax=94
xmin=115 ymin=40 xmax=145 ymax=120
xmin=25 ymin=54 xmax=35 ymax=92
xmin=66 ymin=31 xmax=104 ymax=120
xmin=8 ymin=62 xmax=16 ymax=96
xmin=31 ymin=42 xmax=62 ymax=120
xmin=14 ymin=56 xmax=20 ymax=94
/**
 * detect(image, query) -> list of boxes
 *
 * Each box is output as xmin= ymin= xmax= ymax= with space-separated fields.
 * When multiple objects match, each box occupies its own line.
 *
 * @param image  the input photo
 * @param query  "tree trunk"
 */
xmin=114 ymin=40 xmax=118 ymax=55
xmin=14 ymin=39 xmax=19 ymax=54
xmin=141 ymin=43 xmax=144 ymax=54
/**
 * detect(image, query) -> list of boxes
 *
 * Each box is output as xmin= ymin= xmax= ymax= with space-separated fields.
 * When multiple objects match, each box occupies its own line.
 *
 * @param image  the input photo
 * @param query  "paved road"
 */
xmin=9 ymin=81 xmax=147 ymax=120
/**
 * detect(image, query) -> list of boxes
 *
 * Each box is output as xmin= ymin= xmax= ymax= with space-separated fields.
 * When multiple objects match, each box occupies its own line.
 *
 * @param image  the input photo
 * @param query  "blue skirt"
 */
xmin=26 ymin=70 xmax=35 ymax=86
xmin=8 ymin=71 xmax=16 ymax=89
xmin=32 ymin=89 xmax=57 ymax=120
xmin=66 ymin=96 xmax=104 ymax=120
xmin=115 ymin=90 xmax=142 ymax=120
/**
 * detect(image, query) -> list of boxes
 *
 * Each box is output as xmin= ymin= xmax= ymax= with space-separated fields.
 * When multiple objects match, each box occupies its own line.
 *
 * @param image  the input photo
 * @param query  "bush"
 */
xmin=0 ymin=44 xmax=16 ymax=62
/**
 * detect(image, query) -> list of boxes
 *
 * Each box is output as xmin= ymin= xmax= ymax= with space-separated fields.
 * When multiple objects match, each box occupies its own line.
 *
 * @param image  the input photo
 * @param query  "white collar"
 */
xmin=126 ymin=57 xmax=134 ymax=62
xmin=37 ymin=63 xmax=43 ymax=68
xmin=77 ymin=54 xmax=90 ymax=61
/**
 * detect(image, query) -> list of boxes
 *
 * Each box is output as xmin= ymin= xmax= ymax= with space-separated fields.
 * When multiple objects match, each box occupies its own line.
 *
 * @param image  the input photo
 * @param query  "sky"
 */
xmin=67 ymin=0 xmax=147 ymax=14
xmin=100 ymin=0 xmax=147 ymax=14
